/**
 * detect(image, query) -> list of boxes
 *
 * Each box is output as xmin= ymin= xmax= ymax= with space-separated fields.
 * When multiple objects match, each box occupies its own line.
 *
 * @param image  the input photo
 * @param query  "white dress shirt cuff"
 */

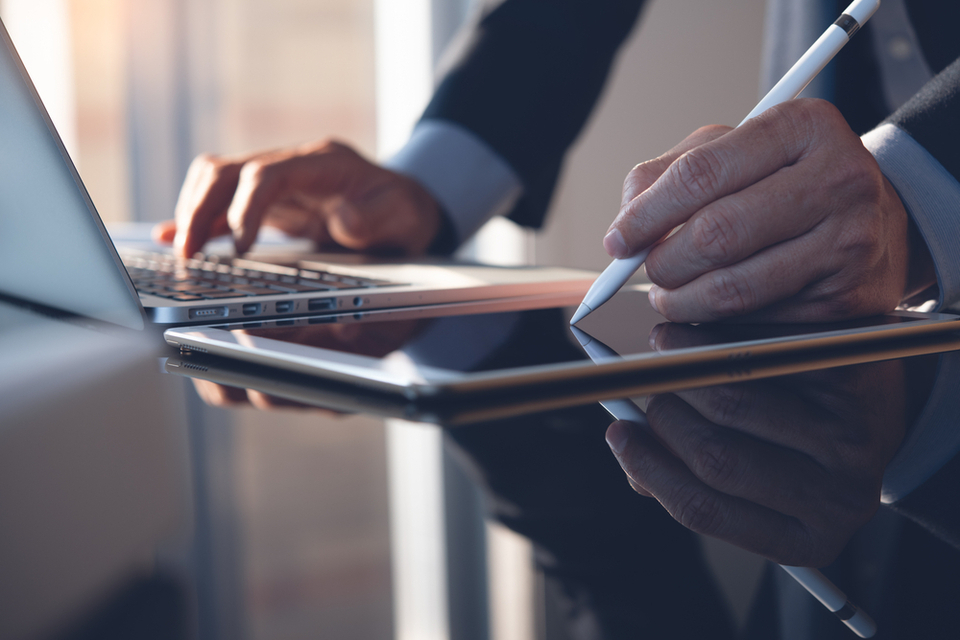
xmin=862 ymin=123 xmax=960 ymax=309
xmin=383 ymin=119 xmax=523 ymax=246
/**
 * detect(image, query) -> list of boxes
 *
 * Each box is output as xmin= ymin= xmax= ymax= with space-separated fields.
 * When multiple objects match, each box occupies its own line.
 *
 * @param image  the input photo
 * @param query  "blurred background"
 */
xmin=0 ymin=1 xmax=767 ymax=639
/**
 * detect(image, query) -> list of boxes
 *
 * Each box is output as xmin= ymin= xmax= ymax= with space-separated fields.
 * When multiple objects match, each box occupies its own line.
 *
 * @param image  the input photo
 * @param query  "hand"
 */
xmin=153 ymin=140 xmax=442 ymax=258
xmin=606 ymin=99 xmax=936 ymax=323
xmin=180 ymin=318 xmax=428 ymax=410
xmin=604 ymin=356 xmax=937 ymax=567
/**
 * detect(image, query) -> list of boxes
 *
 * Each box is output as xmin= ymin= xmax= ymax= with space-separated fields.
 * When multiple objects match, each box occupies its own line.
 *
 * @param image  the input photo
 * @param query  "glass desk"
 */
xmin=3 ymin=291 xmax=960 ymax=640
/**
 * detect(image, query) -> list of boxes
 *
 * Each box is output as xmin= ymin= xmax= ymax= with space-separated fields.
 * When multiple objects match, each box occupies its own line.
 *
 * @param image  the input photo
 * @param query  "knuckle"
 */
xmin=644 ymin=394 xmax=674 ymax=427
xmin=704 ymin=385 xmax=752 ymax=425
xmin=702 ymin=272 xmax=756 ymax=317
xmin=671 ymin=147 xmax=725 ymax=202
xmin=618 ymin=200 xmax=657 ymax=246
xmin=672 ymin=488 xmax=726 ymax=536
xmin=624 ymin=160 xmax=661 ymax=193
xmin=692 ymin=124 xmax=729 ymax=141
xmin=192 ymin=153 xmax=218 ymax=168
xmin=239 ymin=159 xmax=271 ymax=183
xmin=690 ymin=433 xmax=743 ymax=489
xmin=690 ymin=208 xmax=743 ymax=265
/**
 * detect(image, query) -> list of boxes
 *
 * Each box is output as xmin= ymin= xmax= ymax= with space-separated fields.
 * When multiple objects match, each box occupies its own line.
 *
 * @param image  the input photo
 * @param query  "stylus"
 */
xmin=569 ymin=326 xmax=878 ymax=638
xmin=570 ymin=0 xmax=881 ymax=325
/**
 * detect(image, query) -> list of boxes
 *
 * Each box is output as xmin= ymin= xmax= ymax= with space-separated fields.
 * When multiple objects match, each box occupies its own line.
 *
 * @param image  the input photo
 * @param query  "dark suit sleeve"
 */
xmin=421 ymin=0 xmax=646 ymax=229
xmin=884 ymin=56 xmax=960 ymax=184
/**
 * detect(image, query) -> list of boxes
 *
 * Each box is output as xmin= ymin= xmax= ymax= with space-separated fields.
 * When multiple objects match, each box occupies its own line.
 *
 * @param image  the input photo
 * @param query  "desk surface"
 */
xmin=4 ymin=295 xmax=960 ymax=639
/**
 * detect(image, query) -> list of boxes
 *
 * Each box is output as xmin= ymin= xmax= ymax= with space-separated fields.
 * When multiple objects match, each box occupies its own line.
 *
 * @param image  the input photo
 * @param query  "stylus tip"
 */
xmin=570 ymin=303 xmax=593 ymax=325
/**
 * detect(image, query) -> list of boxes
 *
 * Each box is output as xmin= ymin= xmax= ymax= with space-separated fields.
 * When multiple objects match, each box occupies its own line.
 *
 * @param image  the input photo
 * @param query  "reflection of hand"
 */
xmin=604 ymin=359 xmax=935 ymax=567
xmin=243 ymin=318 xmax=427 ymax=357
xmin=187 ymin=318 xmax=428 ymax=410
xmin=606 ymin=99 xmax=936 ymax=323
xmin=153 ymin=140 xmax=442 ymax=258
xmin=190 ymin=378 xmax=319 ymax=412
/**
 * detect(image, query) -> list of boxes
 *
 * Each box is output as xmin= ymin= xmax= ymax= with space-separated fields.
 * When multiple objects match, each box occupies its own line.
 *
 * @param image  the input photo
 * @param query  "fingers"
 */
xmin=644 ymin=395 xmax=832 ymax=521
xmin=647 ymin=232 xmax=828 ymax=322
xmin=607 ymin=111 xmax=808 ymax=259
xmin=226 ymin=142 xmax=440 ymax=256
xmin=642 ymin=165 xmax=827 ymax=290
xmin=605 ymin=421 xmax=653 ymax=497
xmin=608 ymin=125 xmax=731 ymax=256
xmin=225 ymin=142 xmax=382 ymax=255
xmin=171 ymin=140 xmax=441 ymax=258
xmin=666 ymin=383 xmax=834 ymax=470
xmin=606 ymin=417 xmax=813 ymax=564
xmin=152 ymin=220 xmax=177 ymax=244
xmin=174 ymin=153 xmax=253 ymax=258
xmin=618 ymin=125 xmax=731 ymax=207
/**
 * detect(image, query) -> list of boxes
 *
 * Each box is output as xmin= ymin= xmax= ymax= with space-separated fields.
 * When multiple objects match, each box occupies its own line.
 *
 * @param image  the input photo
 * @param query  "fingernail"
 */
xmin=648 ymin=322 xmax=663 ymax=350
xmin=606 ymin=421 xmax=631 ymax=455
xmin=648 ymin=285 xmax=662 ymax=314
xmin=603 ymin=228 xmax=628 ymax=258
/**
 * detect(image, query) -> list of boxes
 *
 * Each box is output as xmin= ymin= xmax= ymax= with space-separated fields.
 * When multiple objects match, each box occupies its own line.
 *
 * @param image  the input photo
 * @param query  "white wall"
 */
xmin=535 ymin=0 xmax=768 ymax=273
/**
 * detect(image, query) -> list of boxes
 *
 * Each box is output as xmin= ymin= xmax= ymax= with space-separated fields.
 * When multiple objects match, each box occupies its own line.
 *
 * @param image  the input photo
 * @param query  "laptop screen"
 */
xmin=0 ymin=20 xmax=144 ymax=329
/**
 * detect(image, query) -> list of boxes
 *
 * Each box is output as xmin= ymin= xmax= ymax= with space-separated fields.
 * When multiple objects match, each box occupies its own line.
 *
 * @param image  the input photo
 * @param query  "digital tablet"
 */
xmin=163 ymin=286 xmax=960 ymax=418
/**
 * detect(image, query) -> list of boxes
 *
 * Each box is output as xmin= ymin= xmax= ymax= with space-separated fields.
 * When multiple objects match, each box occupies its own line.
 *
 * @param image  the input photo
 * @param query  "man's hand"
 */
xmin=153 ymin=140 xmax=442 ymax=258
xmin=606 ymin=99 xmax=936 ymax=323
xmin=604 ymin=361 xmax=920 ymax=567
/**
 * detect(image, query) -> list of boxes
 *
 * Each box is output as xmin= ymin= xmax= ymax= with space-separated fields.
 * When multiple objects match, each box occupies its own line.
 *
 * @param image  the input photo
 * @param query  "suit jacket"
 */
xmin=421 ymin=1 xmax=960 ymax=638
xmin=422 ymin=0 xmax=960 ymax=227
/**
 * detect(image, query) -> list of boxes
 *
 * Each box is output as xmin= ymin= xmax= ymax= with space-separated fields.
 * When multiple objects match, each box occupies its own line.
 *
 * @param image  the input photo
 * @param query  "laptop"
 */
xmin=0 ymin=18 xmax=596 ymax=330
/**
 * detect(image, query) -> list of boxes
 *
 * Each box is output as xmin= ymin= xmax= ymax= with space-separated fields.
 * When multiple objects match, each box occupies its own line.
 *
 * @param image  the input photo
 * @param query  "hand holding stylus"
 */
xmin=607 ymin=101 xmax=930 ymax=323
xmin=569 ymin=0 xmax=938 ymax=325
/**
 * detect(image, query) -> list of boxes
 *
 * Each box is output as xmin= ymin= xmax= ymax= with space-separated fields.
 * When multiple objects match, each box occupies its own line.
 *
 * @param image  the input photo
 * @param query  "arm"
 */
xmin=417 ymin=0 xmax=646 ymax=232
xmin=161 ymin=0 xmax=647 ymax=256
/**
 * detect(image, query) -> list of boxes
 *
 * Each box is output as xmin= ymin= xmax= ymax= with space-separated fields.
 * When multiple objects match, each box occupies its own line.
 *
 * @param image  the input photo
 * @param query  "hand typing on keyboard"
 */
xmin=153 ymin=140 xmax=444 ymax=258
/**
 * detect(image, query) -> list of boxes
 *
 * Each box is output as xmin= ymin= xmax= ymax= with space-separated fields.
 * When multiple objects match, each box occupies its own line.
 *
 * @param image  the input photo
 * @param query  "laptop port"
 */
xmin=242 ymin=303 xmax=261 ymax=316
xmin=275 ymin=300 xmax=295 ymax=313
xmin=189 ymin=306 xmax=227 ymax=320
xmin=308 ymin=297 xmax=336 ymax=311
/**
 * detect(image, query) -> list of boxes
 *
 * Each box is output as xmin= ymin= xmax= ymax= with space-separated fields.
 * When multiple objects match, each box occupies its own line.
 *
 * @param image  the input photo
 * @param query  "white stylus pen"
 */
xmin=569 ymin=325 xmax=878 ymax=637
xmin=570 ymin=0 xmax=881 ymax=325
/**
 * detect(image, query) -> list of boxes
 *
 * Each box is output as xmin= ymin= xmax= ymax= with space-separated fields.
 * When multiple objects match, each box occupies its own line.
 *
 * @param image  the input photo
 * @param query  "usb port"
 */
xmin=308 ymin=297 xmax=336 ymax=311
xmin=242 ymin=303 xmax=261 ymax=316
xmin=275 ymin=300 xmax=294 ymax=313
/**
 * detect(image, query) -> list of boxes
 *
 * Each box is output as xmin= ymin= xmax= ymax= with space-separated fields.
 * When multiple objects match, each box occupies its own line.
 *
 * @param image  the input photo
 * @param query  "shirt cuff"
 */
xmin=383 ymin=119 xmax=523 ymax=246
xmin=882 ymin=351 xmax=960 ymax=503
xmin=862 ymin=123 xmax=960 ymax=310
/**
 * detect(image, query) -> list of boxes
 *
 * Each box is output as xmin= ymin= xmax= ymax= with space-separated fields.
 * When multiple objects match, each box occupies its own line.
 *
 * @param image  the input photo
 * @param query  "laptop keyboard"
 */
xmin=123 ymin=252 xmax=397 ymax=302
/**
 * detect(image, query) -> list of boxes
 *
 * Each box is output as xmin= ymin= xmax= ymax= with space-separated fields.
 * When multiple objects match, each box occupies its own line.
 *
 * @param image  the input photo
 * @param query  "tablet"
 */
xmin=163 ymin=287 xmax=960 ymax=417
